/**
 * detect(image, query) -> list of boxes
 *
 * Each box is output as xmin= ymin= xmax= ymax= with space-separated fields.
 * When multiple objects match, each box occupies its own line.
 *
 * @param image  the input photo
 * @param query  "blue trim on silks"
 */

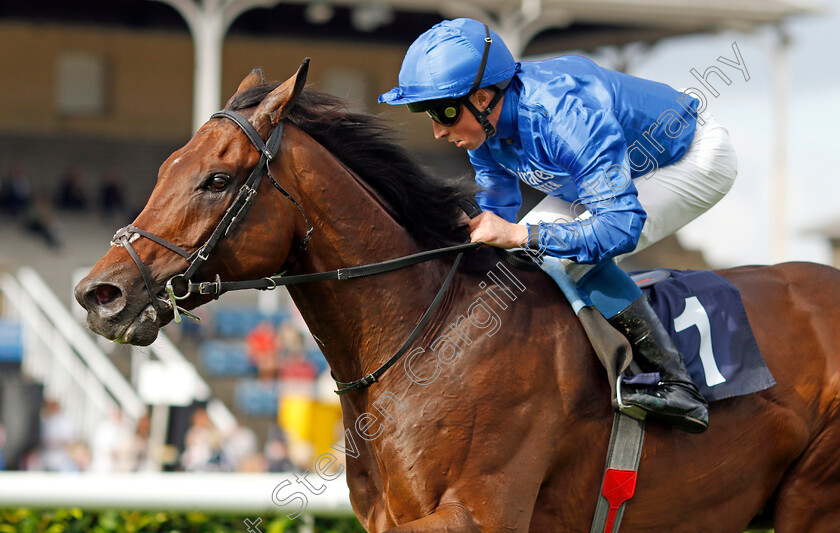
xmin=540 ymin=256 xmax=590 ymax=315
xmin=577 ymin=261 xmax=643 ymax=319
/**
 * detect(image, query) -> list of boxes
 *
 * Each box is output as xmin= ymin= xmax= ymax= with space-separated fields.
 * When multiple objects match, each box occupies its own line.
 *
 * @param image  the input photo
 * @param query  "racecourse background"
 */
xmin=0 ymin=0 xmax=835 ymax=530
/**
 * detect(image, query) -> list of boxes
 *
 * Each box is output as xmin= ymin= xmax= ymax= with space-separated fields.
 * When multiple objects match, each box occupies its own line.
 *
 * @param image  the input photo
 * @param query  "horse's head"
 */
xmin=75 ymin=62 xmax=311 ymax=345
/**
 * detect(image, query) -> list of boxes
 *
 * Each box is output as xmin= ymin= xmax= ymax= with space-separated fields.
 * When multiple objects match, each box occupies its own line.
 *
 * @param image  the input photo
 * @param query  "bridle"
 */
xmin=111 ymin=110 xmax=313 ymax=322
xmin=109 ymin=107 xmax=489 ymax=394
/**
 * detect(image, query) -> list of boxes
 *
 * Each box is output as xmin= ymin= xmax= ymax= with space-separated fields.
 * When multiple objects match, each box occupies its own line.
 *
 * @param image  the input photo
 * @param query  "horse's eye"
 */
xmin=206 ymin=174 xmax=230 ymax=192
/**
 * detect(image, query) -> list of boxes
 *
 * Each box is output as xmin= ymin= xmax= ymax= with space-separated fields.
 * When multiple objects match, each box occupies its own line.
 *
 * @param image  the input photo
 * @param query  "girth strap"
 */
xmin=590 ymin=411 xmax=646 ymax=533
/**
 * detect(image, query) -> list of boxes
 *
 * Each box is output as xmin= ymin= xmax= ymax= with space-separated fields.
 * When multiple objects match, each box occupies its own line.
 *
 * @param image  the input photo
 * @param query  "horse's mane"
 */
xmin=228 ymin=84 xmax=475 ymax=248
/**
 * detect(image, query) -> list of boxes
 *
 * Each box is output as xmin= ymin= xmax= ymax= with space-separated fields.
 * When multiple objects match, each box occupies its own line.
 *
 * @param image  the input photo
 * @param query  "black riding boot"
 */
xmin=608 ymin=295 xmax=709 ymax=434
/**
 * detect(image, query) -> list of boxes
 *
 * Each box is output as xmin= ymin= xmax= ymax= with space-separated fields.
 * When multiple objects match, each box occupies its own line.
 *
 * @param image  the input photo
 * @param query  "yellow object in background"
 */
xmin=279 ymin=394 xmax=343 ymax=469
xmin=279 ymin=393 xmax=314 ymax=442
xmin=310 ymin=401 xmax=343 ymax=459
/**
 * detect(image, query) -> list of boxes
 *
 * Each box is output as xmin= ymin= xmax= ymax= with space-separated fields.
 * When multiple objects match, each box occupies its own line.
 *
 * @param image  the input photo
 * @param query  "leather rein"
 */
xmin=109 ymin=109 xmax=481 ymax=394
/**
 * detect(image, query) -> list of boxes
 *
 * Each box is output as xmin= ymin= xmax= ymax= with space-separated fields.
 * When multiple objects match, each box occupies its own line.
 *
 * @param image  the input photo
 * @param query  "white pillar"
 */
xmin=146 ymin=403 xmax=170 ymax=472
xmin=191 ymin=5 xmax=226 ymax=133
xmin=150 ymin=0 xmax=283 ymax=132
xmin=771 ymin=27 xmax=791 ymax=263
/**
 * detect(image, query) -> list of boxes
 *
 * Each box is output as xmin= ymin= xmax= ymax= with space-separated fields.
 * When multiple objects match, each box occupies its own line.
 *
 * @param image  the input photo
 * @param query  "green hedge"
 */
xmin=0 ymin=509 xmax=776 ymax=532
xmin=0 ymin=509 xmax=366 ymax=533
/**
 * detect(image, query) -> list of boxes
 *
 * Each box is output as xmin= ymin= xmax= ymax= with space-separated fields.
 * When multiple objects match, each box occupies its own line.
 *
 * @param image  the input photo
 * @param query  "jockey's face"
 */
xmin=431 ymin=89 xmax=502 ymax=151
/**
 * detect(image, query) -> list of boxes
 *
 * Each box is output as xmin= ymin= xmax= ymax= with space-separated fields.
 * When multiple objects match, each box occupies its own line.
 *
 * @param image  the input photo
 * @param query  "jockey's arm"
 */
xmin=522 ymin=99 xmax=646 ymax=263
xmin=468 ymin=143 xmax=528 ymax=247
xmin=467 ymin=95 xmax=647 ymax=262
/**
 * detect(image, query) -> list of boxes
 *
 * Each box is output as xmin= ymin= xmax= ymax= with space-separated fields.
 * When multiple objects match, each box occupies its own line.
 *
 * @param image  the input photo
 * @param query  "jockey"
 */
xmin=380 ymin=18 xmax=738 ymax=434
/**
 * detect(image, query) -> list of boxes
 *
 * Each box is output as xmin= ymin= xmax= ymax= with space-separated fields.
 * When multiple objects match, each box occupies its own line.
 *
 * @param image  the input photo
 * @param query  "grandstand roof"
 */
xmin=0 ymin=0 xmax=823 ymax=54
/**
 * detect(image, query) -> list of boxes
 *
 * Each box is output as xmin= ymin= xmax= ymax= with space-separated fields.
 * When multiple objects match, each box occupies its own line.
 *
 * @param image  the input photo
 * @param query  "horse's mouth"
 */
xmin=87 ymin=301 xmax=164 ymax=347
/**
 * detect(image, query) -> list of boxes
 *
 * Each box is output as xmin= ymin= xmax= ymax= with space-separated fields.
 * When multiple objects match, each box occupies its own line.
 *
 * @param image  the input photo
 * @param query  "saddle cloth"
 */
xmin=629 ymin=269 xmax=775 ymax=403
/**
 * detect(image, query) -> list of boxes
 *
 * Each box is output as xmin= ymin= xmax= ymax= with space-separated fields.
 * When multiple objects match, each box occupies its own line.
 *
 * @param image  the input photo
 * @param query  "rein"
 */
xmin=109 ymin=108 xmax=484 ymax=395
xmin=188 ymin=241 xmax=480 ymax=295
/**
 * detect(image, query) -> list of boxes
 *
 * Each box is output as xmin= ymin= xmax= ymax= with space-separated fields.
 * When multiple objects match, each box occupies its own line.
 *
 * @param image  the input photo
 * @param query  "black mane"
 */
xmin=229 ymin=84 xmax=474 ymax=248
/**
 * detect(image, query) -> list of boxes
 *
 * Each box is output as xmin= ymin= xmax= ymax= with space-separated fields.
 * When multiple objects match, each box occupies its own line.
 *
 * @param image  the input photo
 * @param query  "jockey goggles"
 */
xmin=407 ymin=24 xmax=507 ymax=135
xmin=407 ymin=97 xmax=465 ymax=126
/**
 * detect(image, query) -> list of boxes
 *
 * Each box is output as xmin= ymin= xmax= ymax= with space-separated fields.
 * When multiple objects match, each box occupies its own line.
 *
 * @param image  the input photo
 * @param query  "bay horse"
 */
xmin=75 ymin=63 xmax=840 ymax=532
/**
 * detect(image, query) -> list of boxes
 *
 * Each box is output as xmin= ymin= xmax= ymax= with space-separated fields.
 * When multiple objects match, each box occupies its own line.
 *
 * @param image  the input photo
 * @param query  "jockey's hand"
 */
xmin=468 ymin=211 xmax=528 ymax=249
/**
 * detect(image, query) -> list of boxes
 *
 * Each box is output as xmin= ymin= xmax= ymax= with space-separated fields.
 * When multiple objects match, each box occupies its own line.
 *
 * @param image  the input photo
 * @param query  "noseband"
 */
xmin=110 ymin=109 xmax=313 ymax=322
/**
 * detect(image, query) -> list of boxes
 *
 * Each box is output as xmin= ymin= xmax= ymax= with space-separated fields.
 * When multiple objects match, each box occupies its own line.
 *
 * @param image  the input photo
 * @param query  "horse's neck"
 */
xmin=282 ymin=141 xmax=450 ymax=387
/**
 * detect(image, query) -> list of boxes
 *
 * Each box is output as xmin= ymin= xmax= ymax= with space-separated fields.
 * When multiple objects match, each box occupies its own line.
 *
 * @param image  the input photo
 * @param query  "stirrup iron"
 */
xmin=616 ymin=375 xmax=647 ymax=421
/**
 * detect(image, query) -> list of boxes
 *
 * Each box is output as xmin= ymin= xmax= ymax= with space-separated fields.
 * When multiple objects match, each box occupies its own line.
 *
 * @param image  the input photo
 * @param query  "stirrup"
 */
xmin=616 ymin=375 xmax=647 ymax=421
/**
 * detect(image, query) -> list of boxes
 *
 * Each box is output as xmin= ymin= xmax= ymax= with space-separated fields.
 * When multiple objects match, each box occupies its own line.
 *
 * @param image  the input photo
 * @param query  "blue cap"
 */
xmin=379 ymin=18 xmax=518 ymax=105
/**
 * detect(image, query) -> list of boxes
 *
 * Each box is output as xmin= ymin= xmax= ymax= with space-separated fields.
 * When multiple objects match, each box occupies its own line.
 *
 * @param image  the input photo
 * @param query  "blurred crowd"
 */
xmin=13 ymin=398 xmax=327 ymax=474
xmin=11 ymin=305 xmax=343 ymax=475
xmin=179 ymin=408 xmax=309 ymax=474
xmin=246 ymin=320 xmax=318 ymax=383
xmin=15 ymin=400 xmax=144 ymax=472
xmin=0 ymin=163 xmax=130 ymax=248
xmin=244 ymin=315 xmax=343 ymax=473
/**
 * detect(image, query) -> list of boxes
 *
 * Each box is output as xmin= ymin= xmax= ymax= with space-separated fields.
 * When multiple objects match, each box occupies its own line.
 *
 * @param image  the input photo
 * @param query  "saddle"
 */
xmin=591 ymin=269 xmax=775 ymax=533
xmin=629 ymin=268 xmax=774 ymax=402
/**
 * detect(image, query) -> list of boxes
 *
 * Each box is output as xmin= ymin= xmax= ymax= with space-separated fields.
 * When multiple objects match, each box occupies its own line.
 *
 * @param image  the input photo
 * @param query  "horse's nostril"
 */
xmin=93 ymin=284 xmax=121 ymax=305
xmin=75 ymin=279 xmax=127 ymax=317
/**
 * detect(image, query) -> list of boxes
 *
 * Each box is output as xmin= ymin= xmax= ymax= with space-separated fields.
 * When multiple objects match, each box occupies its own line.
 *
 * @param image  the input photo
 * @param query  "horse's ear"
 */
xmin=252 ymin=58 xmax=310 ymax=134
xmin=224 ymin=67 xmax=266 ymax=109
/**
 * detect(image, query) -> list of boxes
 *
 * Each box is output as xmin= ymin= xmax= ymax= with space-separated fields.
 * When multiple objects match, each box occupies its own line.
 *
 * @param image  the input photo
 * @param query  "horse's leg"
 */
xmin=773 ymin=421 xmax=840 ymax=533
xmin=382 ymin=503 xmax=479 ymax=532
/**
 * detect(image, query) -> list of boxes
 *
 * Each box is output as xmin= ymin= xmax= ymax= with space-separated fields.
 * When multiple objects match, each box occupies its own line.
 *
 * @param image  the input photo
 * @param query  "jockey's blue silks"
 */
xmin=380 ymin=19 xmax=700 ymax=265
xmin=469 ymin=61 xmax=699 ymax=264
xmin=382 ymin=16 xmax=716 ymax=435
xmin=577 ymin=261 xmax=643 ymax=319
xmin=379 ymin=15 xmax=699 ymax=321
xmin=539 ymin=256 xmax=589 ymax=315
xmin=540 ymin=257 xmax=641 ymax=319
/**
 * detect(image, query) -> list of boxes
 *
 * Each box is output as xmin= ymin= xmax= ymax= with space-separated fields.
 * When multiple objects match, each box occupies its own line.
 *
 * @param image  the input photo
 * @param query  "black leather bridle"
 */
xmin=109 ymin=108 xmax=483 ymax=394
xmin=111 ymin=110 xmax=314 ymax=323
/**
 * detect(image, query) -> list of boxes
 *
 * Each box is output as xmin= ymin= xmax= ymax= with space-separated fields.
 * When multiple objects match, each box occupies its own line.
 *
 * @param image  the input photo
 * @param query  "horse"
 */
xmin=75 ymin=62 xmax=840 ymax=532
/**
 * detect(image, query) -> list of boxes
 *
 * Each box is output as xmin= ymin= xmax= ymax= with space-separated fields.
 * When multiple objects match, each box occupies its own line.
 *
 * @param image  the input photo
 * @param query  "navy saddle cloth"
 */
xmin=629 ymin=269 xmax=775 ymax=403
